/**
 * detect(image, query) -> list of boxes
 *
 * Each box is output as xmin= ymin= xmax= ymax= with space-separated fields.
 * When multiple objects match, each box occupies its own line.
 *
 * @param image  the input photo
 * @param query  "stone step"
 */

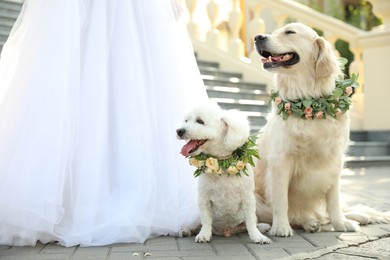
xmin=0 ymin=33 xmax=8 ymax=43
xmin=348 ymin=131 xmax=390 ymax=164
xmin=0 ymin=9 xmax=19 ymax=20
xmin=0 ymin=36 xmax=9 ymax=46
xmin=0 ymin=0 xmax=23 ymax=12
xmin=198 ymin=61 xmax=243 ymax=80
xmin=203 ymin=78 xmax=267 ymax=92
xmin=197 ymin=60 xmax=219 ymax=70
xmin=0 ymin=19 xmax=14 ymax=30
xmin=345 ymin=155 xmax=390 ymax=167
xmin=347 ymin=141 xmax=390 ymax=157
xmin=205 ymin=85 xmax=268 ymax=102
xmin=200 ymin=68 xmax=243 ymax=81
xmin=248 ymin=115 xmax=267 ymax=128
xmin=212 ymin=98 xmax=269 ymax=113
xmin=350 ymin=130 xmax=390 ymax=142
xmin=0 ymin=16 xmax=16 ymax=25
xmin=0 ymin=27 xmax=10 ymax=36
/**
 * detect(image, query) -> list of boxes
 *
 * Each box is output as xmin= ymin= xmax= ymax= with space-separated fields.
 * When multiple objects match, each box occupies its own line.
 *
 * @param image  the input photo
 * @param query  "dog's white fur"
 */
xmin=176 ymin=102 xmax=271 ymax=244
xmin=253 ymin=23 xmax=360 ymax=236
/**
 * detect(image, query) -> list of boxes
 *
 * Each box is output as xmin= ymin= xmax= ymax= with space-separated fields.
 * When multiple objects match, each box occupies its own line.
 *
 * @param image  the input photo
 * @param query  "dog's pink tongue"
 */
xmin=181 ymin=140 xmax=199 ymax=157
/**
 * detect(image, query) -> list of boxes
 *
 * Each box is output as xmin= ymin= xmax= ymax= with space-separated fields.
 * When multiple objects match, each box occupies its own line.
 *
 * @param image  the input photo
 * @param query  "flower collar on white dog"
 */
xmin=269 ymin=73 xmax=359 ymax=120
xmin=187 ymin=136 xmax=259 ymax=177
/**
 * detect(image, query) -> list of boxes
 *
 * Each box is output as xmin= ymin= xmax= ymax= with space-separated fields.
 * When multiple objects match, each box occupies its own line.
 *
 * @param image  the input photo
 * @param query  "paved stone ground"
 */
xmin=0 ymin=166 xmax=389 ymax=260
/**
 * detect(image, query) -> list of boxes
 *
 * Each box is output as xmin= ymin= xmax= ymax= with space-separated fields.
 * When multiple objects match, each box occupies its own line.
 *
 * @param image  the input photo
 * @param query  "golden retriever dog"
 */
xmin=252 ymin=23 xmax=359 ymax=236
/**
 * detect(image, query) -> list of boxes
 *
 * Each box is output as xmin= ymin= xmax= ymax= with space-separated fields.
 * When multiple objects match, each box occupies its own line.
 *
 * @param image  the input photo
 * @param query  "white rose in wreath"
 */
xmin=227 ymin=166 xmax=239 ymax=175
xmin=189 ymin=158 xmax=204 ymax=168
xmin=235 ymin=161 xmax=245 ymax=171
xmin=205 ymin=157 xmax=219 ymax=172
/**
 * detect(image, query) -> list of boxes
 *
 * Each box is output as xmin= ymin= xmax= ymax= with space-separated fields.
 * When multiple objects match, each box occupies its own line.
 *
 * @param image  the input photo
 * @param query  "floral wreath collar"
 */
xmin=269 ymin=72 xmax=360 ymax=120
xmin=187 ymin=136 xmax=259 ymax=177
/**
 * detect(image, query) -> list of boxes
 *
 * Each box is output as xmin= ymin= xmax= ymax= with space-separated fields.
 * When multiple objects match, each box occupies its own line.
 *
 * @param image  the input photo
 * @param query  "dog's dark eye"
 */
xmin=285 ymin=30 xmax=296 ymax=35
xmin=196 ymin=119 xmax=204 ymax=125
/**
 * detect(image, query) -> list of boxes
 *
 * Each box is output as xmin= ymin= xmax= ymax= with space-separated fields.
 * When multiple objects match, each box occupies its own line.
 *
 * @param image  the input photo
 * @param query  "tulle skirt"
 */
xmin=0 ymin=0 xmax=207 ymax=246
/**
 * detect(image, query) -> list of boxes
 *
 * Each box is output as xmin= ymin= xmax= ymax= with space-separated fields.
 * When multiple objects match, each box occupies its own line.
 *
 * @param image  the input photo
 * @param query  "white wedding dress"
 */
xmin=0 ymin=0 xmax=207 ymax=246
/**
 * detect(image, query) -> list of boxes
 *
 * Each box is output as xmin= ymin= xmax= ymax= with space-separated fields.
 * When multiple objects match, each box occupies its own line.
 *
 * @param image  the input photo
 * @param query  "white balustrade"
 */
xmin=247 ymin=1 xmax=265 ymax=63
xmin=206 ymin=0 xmax=221 ymax=48
xmin=228 ymin=0 xmax=244 ymax=57
xmin=185 ymin=0 xmax=200 ymax=40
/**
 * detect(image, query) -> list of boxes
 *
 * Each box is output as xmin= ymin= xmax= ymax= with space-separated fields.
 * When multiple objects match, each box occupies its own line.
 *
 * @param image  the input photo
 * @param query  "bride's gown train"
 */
xmin=0 ymin=0 xmax=207 ymax=246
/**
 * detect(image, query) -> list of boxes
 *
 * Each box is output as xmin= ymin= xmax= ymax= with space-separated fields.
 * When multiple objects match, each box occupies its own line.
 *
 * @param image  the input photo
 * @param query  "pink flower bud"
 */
xmin=284 ymin=103 xmax=291 ymax=110
xmin=304 ymin=107 xmax=313 ymax=114
xmin=275 ymin=97 xmax=282 ymax=105
xmin=345 ymin=86 xmax=353 ymax=96
xmin=315 ymin=111 xmax=324 ymax=119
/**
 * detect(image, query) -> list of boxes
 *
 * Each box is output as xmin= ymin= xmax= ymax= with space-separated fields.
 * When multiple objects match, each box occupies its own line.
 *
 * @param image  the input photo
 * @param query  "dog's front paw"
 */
xmin=181 ymin=223 xmax=201 ymax=237
xmin=248 ymin=226 xmax=272 ymax=244
xmin=303 ymin=220 xmax=321 ymax=233
xmin=182 ymin=227 xmax=192 ymax=237
xmin=257 ymin=223 xmax=271 ymax=234
xmin=332 ymin=219 xmax=360 ymax=232
xmin=195 ymin=231 xmax=212 ymax=243
xmin=250 ymin=232 xmax=272 ymax=244
xmin=269 ymin=224 xmax=293 ymax=237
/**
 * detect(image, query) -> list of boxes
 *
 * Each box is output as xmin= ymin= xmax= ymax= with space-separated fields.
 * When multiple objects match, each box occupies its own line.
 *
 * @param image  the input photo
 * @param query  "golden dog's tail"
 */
xmin=344 ymin=204 xmax=390 ymax=225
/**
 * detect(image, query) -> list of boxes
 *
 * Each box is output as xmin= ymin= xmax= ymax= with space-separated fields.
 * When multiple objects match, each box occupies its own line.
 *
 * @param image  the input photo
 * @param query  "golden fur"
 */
xmin=253 ymin=23 xmax=359 ymax=236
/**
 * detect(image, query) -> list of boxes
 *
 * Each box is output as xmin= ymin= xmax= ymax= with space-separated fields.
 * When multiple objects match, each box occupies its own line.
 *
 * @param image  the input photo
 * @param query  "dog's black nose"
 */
xmin=176 ymin=128 xmax=186 ymax=137
xmin=254 ymin=34 xmax=267 ymax=42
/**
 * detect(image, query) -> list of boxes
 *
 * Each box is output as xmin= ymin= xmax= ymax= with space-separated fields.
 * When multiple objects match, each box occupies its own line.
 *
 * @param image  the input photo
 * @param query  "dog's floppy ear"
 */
xmin=221 ymin=110 xmax=250 ymax=152
xmin=315 ymin=37 xmax=340 ymax=78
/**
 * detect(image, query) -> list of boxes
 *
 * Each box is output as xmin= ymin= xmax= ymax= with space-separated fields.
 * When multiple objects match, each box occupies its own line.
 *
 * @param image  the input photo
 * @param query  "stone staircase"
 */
xmin=0 ymin=0 xmax=20 ymax=53
xmin=1 ymin=0 xmax=389 ymax=167
xmin=347 ymin=131 xmax=390 ymax=167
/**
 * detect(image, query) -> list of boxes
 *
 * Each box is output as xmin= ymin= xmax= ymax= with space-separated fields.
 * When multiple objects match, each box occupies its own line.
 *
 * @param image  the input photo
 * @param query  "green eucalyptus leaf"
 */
xmin=282 ymin=111 xmax=289 ymax=120
xmin=352 ymin=82 xmax=359 ymax=88
xmin=333 ymin=88 xmax=343 ymax=97
xmin=303 ymin=100 xmax=312 ymax=108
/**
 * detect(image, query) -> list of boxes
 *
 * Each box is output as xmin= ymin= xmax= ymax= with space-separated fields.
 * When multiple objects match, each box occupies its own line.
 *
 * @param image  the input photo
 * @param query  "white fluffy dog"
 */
xmin=252 ymin=23 xmax=360 ymax=236
xmin=176 ymin=102 xmax=271 ymax=244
